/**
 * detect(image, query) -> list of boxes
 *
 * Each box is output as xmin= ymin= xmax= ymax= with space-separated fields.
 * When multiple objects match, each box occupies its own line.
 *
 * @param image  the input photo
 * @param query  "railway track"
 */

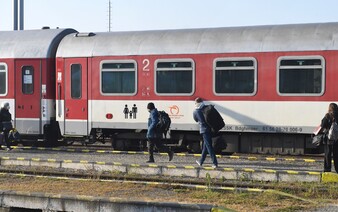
xmin=7 ymin=144 xmax=324 ymax=163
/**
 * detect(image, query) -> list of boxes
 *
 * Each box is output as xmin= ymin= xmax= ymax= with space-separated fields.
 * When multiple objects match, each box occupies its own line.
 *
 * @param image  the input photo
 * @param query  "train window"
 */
xmin=0 ymin=64 xmax=7 ymax=96
xmin=22 ymin=66 xmax=34 ymax=95
xmin=155 ymin=59 xmax=195 ymax=95
xmin=213 ymin=57 xmax=257 ymax=96
xmin=277 ymin=56 xmax=325 ymax=96
xmin=71 ymin=64 xmax=82 ymax=99
xmin=100 ymin=61 xmax=137 ymax=95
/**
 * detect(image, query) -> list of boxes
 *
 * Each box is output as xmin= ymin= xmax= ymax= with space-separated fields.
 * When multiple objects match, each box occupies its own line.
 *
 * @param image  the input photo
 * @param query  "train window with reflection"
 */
xmin=0 ymin=64 xmax=7 ymax=96
xmin=278 ymin=56 xmax=325 ymax=96
xmin=71 ymin=64 xmax=82 ymax=99
xmin=213 ymin=58 xmax=257 ymax=96
xmin=155 ymin=59 xmax=195 ymax=95
xmin=100 ymin=61 xmax=137 ymax=95
xmin=22 ymin=66 xmax=34 ymax=95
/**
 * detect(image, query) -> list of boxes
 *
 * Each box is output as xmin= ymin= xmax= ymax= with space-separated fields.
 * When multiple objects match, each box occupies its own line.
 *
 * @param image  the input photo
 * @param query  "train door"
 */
xmin=15 ymin=60 xmax=41 ymax=134
xmin=64 ymin=58 xmax=88 ymax=135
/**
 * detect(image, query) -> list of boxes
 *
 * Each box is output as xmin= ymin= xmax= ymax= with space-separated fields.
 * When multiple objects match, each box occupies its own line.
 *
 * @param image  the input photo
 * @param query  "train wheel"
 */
xmin=187 ymin=141 xmax=201 ymax=153
xmin=112 ymin=139 xmax=125 ymax=151
xmin=65 ymin=139 xmax=74 ymax=146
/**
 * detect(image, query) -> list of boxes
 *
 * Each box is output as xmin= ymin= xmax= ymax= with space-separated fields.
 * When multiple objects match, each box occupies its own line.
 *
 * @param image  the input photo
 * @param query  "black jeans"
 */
xmin=147 ymin=138 xmax=170 ymax=160
xmin=2 ymin=130 xmax=11 ymax=149
xmin=324 ymin=141 xmax=338 ymax=172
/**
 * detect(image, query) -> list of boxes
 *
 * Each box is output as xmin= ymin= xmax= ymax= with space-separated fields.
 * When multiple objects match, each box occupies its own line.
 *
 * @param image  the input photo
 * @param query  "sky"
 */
xmin=1 ymin=0 xmax=338 ymax=32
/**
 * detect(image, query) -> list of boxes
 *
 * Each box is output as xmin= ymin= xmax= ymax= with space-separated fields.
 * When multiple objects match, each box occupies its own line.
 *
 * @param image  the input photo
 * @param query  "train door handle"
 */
xmin=66 ymin=108 xmax=69 ymax=112
xmin=82 ymin=108 xmax=85 ymax=112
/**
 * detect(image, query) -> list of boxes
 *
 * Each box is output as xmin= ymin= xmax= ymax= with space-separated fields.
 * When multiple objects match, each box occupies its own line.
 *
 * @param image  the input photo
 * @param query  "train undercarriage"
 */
xmin=42 ymin=126 xmax=317 ymax=155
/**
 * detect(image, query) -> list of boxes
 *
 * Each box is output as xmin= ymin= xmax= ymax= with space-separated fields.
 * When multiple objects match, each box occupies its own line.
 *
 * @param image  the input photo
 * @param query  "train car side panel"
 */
xmin=14 ymin=59 xmax=41 ymax=134
xmin=63 ymin=58 xmax=88 ymax=135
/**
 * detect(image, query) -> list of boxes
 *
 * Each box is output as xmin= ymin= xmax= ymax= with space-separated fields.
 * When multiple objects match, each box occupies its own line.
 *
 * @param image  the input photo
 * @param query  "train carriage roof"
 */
xmin=0 ymin=28 xmax=77 ymax=58
xmin=56 ymin=22 xmax=338 ymax=57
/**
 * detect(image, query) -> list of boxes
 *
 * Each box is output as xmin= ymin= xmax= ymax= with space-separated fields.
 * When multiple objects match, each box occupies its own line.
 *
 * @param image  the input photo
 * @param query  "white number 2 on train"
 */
xmin=142 ymin=59 xmax=150 ymax=72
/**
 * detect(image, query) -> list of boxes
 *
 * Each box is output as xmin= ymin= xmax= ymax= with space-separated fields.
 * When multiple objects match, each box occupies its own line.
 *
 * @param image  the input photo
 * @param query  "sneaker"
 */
xmin=212 ymin=164 xmax=218 ymax=168
xmin=6 ymin=148 xmax=12 ymax=152
xmin=196 ymin=160 xmax=201 ymax=167
xmin=168 ymin=151 xmax=174 ymax=161
xmin=146 ymin=159 xmax=155 ymax=163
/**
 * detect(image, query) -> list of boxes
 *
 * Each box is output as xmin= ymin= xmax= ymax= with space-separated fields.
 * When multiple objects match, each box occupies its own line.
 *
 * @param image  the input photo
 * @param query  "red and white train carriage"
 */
xmin=1 ymin=22 xmax=338 ymax=154
xmin=0 ymin=28 xmax=76 ymax=143
xmin=55 ymin=22 xmax=338 ymax=154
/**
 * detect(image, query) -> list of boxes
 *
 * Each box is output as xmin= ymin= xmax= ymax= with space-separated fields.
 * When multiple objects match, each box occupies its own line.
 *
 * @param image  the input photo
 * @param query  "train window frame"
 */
xmin=213 ymin=57 xmax=257 ymax=96
xmin=277 ymin=56 xmax=325 ymax=96
xmin=0 ymin=63 xmax=8 ymax=96
xmin=22 ymin=66 xmax=34 ymax=95
xmin=70 ymin=64 xmax=82 ymax=99
xmin=154 ymin=59 xmax=195 ymax=96
xmin=100 ymin=60 xmax=137 ymax=96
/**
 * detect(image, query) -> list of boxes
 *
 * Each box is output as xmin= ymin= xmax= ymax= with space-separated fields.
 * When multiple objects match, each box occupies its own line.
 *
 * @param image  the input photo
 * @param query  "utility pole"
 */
xmin=19 ymin=0 xmax=24 ymax=30
xmin=108 ymin=0 xmax=112 ymax=32
xmin=13 ymin=0 xmax=18 ymax=30
xmin=13 ymin=0 xmax=24 ymax=30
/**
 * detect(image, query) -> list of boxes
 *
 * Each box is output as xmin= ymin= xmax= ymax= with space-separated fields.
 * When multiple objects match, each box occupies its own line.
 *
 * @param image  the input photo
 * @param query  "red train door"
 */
xmin=15 ymin=60 xmax=41 ymax=134
xmin=64 ymin=58 xmax=88 ymax=135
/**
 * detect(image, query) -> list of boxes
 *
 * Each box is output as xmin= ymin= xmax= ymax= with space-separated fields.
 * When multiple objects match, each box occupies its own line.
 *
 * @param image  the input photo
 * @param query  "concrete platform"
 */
xmin=0 ymin=190 xmax=217 ymax=212
xmin=0 ymin=157 xmax=324 ymax=182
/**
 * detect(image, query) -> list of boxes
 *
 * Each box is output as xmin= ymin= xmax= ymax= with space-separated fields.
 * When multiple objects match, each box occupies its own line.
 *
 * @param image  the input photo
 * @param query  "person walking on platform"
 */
xmin=193 ymin=97 xmax=218 ymax=168
xmin=146 ymin=102 xmax=174 ymax=163
xmin=320 ymin=103 xmax=338 ymax=172
xmin=0 ymin=102 xmax=13 ymax=151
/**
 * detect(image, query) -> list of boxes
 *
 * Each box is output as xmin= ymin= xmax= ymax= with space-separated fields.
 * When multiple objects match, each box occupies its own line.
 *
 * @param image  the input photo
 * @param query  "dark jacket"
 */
xmin=0 ymin=107 xmax=12 ymax=131
xmin=321 ymin=112 xmax=338 ymax=144
xmin=0 ymin=108 xmax=11 ymax=122
xmin=147 ymin=108 xmax=159 ymax=139
xmin=193 ymin=104 xmax=210 ymax=134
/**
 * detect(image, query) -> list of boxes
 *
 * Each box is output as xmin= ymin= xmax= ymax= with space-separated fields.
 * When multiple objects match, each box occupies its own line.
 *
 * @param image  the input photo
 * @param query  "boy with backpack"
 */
xmin=193 ymin=97 xmax=218 ymax=168
xmin=146 ymin=102 xmax=174 ymax=163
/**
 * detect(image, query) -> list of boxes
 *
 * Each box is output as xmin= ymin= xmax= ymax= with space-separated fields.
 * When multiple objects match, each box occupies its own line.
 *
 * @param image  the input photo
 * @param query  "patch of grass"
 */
xmin=1 ymin=174 xmax=338 ymax=211
xmin=273 ymin=205 xmax=306 ymax=212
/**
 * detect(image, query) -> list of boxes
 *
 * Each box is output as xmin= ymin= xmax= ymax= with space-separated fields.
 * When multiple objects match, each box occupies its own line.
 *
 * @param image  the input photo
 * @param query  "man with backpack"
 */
xmin=193 ymin=97 xmax=218 ymax=168
xmin=146 ymin=102 xmax=174 ymax=163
